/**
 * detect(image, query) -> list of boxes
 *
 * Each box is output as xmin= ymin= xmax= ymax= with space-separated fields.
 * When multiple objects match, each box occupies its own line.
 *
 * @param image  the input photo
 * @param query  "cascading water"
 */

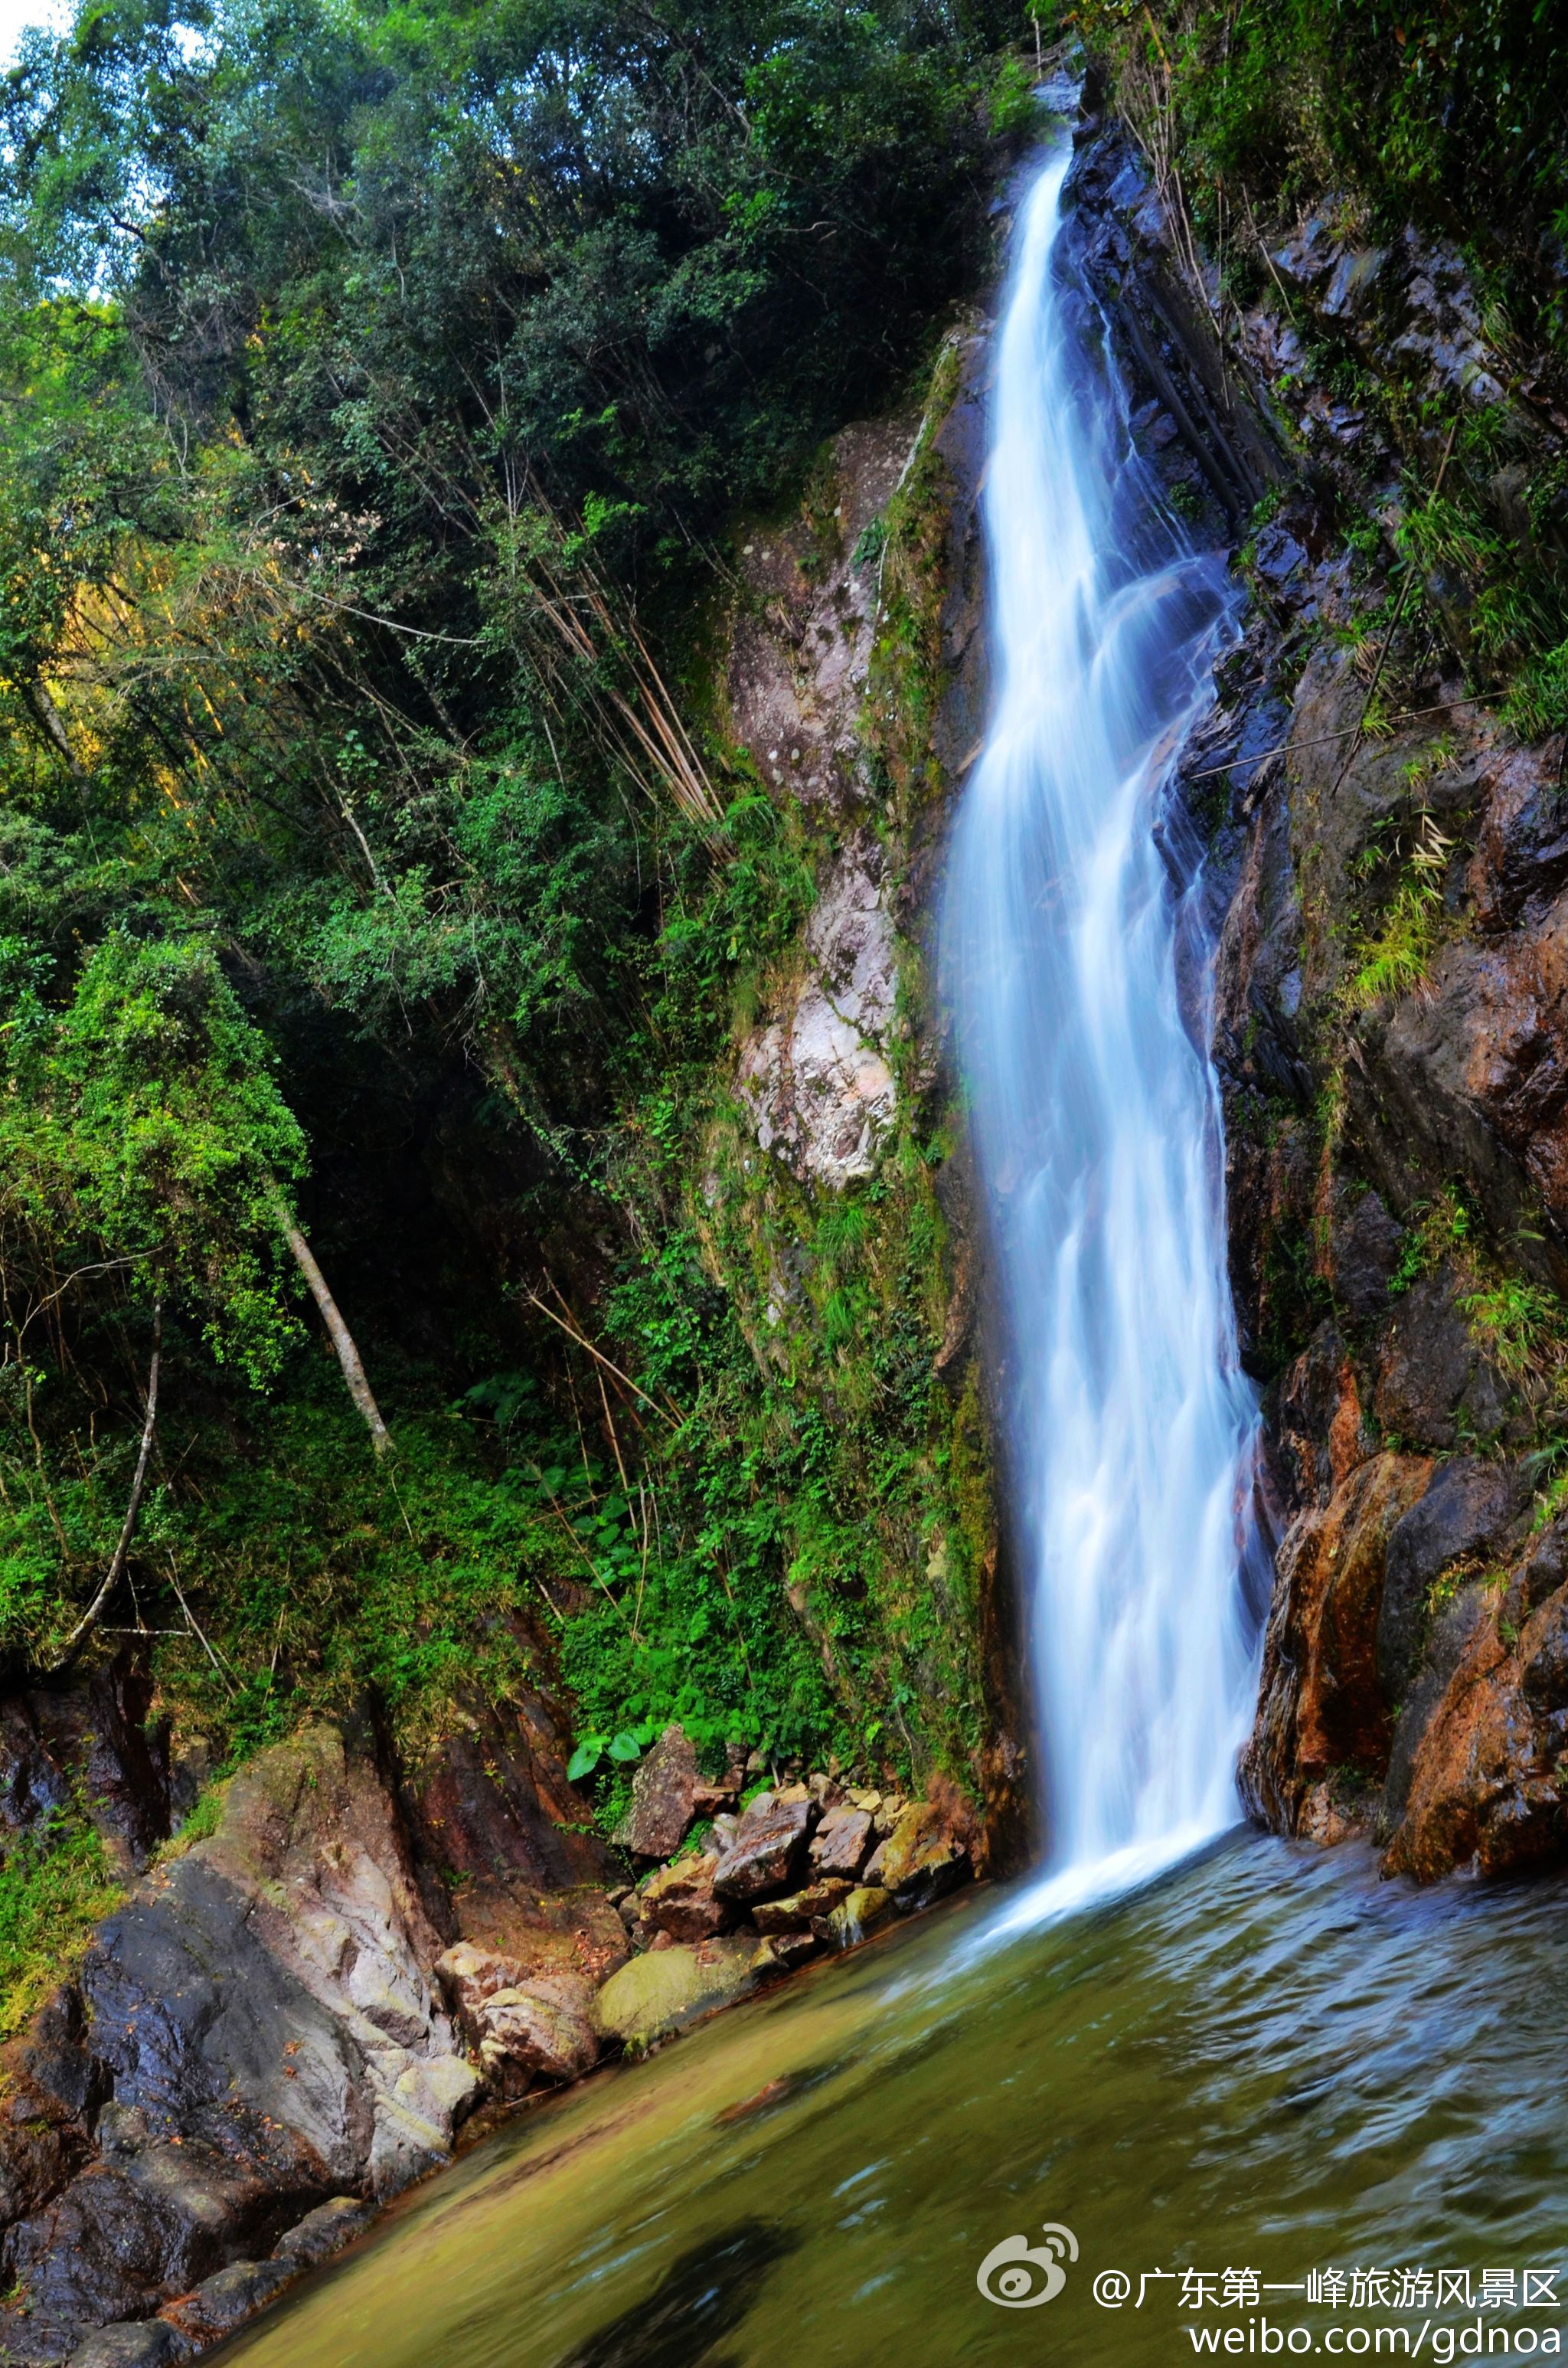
xmin=944 ymin=125 xmax=1265 ymax=1909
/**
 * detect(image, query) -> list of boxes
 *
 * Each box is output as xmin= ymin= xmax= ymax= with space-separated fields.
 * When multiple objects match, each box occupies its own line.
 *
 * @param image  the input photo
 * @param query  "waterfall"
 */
xmin=944 ymin=129 xmax=1264 ymax=1913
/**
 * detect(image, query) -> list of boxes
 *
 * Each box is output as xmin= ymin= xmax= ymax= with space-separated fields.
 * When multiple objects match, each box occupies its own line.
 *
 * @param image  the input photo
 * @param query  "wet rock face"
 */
xmin=400 ymin=1676 xmax=616 ymax=1910
xmin=0 ymin=1653 xmax=172 ymax=1875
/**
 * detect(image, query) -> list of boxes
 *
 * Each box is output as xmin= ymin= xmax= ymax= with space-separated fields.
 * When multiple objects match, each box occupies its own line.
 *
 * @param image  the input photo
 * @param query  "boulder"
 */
xmin=863 ymin=1803 xmax=970 ymax=1911
xmin=808 ymin=1805 xmax=873 ymax=1880
xmin=750 ymin=1932 xmax=819 ymax=1977
xmin=158 ymin=2258 xmax=295 ymax=2346
xmin=711 ymin=1797 xmax=814 ymax=1905
xmin=751 ymin=1879 xmax=854 ymax=1935
xmin=612 ymin=1725 xmax=697 ymax=1860
xmin=638 ymin=1854 xmax=734 ymax=1944
xmin=272 ymin=2195 xmax=374 ymax=2269
xmin=826 ymin=1887 xmax=896 ymax=1949
xmin=593 ymin=1938 xmax=758 ymax=2053
xmin=474 ymin=1976 xmax=600 ymax=2092
xmin=68 ymin=2327 xmax=188 ymax=2368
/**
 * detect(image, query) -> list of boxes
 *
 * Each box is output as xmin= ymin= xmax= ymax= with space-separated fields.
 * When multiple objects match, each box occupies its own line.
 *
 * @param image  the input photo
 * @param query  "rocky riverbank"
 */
xmin=0 ymin=1678 xmax=974 ymax=2368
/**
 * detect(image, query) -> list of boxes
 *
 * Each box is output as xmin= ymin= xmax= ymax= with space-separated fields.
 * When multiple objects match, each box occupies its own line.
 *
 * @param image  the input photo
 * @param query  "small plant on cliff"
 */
xmin=0 ymin=1805 xmax=123 ymax=2039
xmin=1462 ymin=1277 xmax=1567 ymax=1385
xmin=1344 ymin=812 xmax=1454 ymax=1010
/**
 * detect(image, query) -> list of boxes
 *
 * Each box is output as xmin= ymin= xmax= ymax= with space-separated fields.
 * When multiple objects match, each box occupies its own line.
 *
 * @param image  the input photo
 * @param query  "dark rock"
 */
xmin=638 ymin=1854 xmax=735 ymax=1944
xmin=863 ymin=1802 xmax=970 ymax=1911
xmin=1520 ymin=1582 xmax=1568 ymax=1708
xmin=272 ymin=2195 xmax=374 ymax=2268
xmin=750 ymin=1879 xmax=854 ymax=1936
xmin=0 ymin=1653 xmax=172 ymax=1874
xmin=0 ymin=2062 xmax=93 ymax=2227
xmin=1377 ymin=1456 xmax=1517 ymax=1703
xmin=808 ymin=1805 xmax=873 ymax=1880
xmin=1373 ymin=1268 xmax=1511 ymax=1451
xmin=3 ymin=2154 xmax=266 ymax=2336
xmin=400 ymin=1680 xmax=616 ymax=1907
xmin=1329 ymin=1189 xmax=1405 ymax=1320
xmin=158 ymin=2258 xmax=295 ymax=2346
xmin=612 ymin=1725 xmax=697 ymax=1861
xmin=710 ymin=1797 xmax=814 ymax=1905
xmin=1502 ymin=1515 xmax=1568 ymax=1630
xmin=68 ymin=2324 xmax=190 ymax=2368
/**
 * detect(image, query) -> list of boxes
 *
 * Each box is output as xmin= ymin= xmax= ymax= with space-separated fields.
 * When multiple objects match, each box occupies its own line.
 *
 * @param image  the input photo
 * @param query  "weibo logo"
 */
xmin=976 ymin=2222 xmax=1080 ymax=2307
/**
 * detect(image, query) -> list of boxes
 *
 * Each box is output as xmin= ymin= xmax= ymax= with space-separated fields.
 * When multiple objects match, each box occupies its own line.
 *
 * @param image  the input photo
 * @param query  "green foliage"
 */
xmin=1462 ymin=1277 xmax=1566 ymax=1384
xmin=1 ymin=933 xmax=309 ymax=1382
xmin=0 ymin=0 xmax=1009 ymax=1810
xmin=0 ymin=1804 xmax=123 ymax=2040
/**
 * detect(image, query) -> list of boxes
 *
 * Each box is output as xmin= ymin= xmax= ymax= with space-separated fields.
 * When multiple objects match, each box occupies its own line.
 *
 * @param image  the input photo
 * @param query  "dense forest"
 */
xmin=3 ymin=0 xmax=1568 ymax=2000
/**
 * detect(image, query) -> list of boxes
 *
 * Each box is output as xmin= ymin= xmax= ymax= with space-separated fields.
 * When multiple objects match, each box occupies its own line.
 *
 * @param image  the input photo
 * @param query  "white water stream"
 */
xmin=944 ymin=131 xmax=1265 ymax=1918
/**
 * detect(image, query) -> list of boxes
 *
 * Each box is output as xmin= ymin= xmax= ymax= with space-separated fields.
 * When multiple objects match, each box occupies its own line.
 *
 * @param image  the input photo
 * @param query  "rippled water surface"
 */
xmin=218 ymin=1837 xmax=1568 ymax=2367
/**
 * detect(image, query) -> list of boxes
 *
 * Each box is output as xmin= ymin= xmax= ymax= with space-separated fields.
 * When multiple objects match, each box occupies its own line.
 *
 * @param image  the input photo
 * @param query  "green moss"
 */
xmin=0 ymin=1808 xmax=124 ymax=2040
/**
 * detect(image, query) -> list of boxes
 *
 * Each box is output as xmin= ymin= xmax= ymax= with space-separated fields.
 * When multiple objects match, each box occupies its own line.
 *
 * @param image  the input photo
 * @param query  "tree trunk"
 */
xmin=278 ymin=1211 xmax=391 ymax=1454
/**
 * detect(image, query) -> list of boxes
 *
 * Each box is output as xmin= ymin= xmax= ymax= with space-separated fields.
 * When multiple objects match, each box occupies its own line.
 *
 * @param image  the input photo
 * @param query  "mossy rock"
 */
xmin=593 ymin=1937 xmax=757 ymax=2052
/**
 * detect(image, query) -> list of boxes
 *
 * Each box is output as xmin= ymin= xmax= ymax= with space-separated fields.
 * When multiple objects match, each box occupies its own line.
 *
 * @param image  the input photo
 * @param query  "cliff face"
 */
xmin=1062 ymin=90 xmax=1568 ymax=1882
xmin=696 ymin=329 xmax=1030 ymax=1859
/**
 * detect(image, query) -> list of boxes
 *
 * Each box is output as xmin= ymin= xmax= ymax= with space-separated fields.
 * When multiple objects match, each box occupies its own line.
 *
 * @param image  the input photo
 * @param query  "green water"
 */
xmin=217 ymin=1833 xmax=1568 ymax=2367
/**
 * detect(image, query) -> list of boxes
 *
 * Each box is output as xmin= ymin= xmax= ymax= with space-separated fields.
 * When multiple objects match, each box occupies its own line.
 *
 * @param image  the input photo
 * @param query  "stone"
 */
xmin=474 ymin=1976 xmax=600 ymax=2091
xmin=158 ymin=2258 xmax=295 ymax=2345
xmin=1240 ymin=1451 xmax=1432 ymax=1833
xmin=736 ymin=842 xmax=898 ymax=1187
xmin=68 ymin=2326 xmax=188 ymax=2368
xmin=612 ymin=1725 xmax=697 ymax=1860
xmin=750 ymin=1932 xmax=819 ymax=1977
xmin=825 ymin=1888 xmax=896 ymax=1949
xmin=272 ymin=2195 xmax=374 ymax=2268
xmin=592 ymin=1938 xmax=758 ymax=2053
xmin=862 ymin=1803 xmax=970 ymax=1911
xmin=638 ymin=1854 xmax=734 ymax=1944
xmin=1377 ymin=1456 xmax=1518 ymax=1703
xmin=751 ymin=1879 xmax=853 ymax=1935
xmin=1380 ymin=1597 xmax=1566 ymax=1882
xmin=401 ymin=1680 xmax=617 ymax=1897
xmin=434 ymin=1939 xmax=526 ymax=2029
xmin=710 ymin=1796 xmax=815 ymax=1905
xmin=1373 ymin=1268 xmax=1511 ymax=1452
xmin=1329 ymin=1188 xmax=1406 ymax=1320
xmin=0 ymin=1650 xmax=172 ymax=1875
xmin=449 ymin=1881 xmax=629 ymax=1984
xmin=808 ymin=1805 xmax=873 ymax=1879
